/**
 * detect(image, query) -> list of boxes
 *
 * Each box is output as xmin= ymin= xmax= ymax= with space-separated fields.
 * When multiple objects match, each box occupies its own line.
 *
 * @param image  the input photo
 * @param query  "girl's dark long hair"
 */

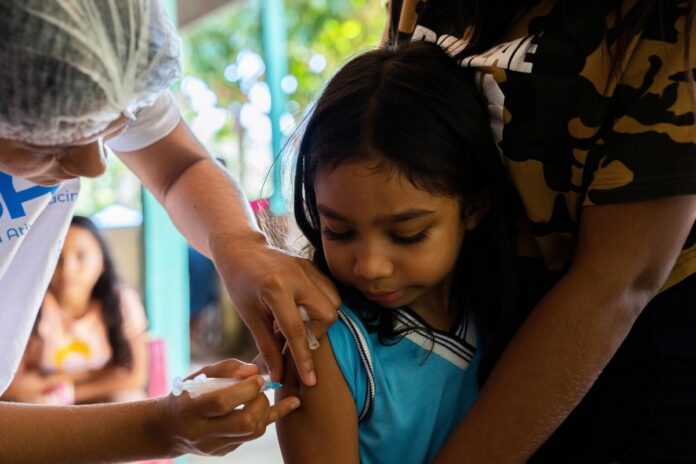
xmin=68 ymin=216 xmax=133 ymax=369
xmin=294 ymin=41 xmax=518 ymax=350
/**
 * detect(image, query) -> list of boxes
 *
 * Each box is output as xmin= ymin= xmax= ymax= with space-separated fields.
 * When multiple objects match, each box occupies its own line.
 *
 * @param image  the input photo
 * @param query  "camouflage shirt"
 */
xmin=387 ymin=0 xmax=696 ymax=290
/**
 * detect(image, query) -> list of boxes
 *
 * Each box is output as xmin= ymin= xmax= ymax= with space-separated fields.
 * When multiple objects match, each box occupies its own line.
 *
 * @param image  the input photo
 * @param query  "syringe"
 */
xmin=172 ymin=373 xmax=282 ymax=399
xmin=298 ymin=305 xmax=320 ymax=350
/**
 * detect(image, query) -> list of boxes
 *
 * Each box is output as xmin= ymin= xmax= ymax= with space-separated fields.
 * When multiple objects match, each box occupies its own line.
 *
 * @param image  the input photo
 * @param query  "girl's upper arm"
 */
xmin=276 ymin=337 xmax=360 ymax=464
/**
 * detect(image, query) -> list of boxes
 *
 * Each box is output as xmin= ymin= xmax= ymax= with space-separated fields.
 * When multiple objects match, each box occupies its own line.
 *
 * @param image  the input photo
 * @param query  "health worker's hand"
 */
xmin=210 ymin=236 xmax=340 ymax=386
xmin=158 ymin=359 xmax=300 ymax=457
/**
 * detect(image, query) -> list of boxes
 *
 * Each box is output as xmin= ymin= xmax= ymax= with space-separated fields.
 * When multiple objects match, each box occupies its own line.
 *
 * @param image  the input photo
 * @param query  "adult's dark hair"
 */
xmin=68 ymin=216 xmax=133 ymax=370
xmin=294 ymin=41 xmax=518 ymax=348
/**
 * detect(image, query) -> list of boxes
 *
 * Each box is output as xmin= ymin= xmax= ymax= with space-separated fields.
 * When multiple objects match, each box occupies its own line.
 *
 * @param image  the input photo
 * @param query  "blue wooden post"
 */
xmin=143 ymin=0 xmax=190 ymax=397
xmin=262 ymin=0 xmax=289 ymax=214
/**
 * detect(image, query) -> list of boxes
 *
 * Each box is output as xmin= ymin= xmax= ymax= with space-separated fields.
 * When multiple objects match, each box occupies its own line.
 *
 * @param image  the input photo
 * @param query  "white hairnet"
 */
xmin=0 ymin=0 xmax=181 ymax=146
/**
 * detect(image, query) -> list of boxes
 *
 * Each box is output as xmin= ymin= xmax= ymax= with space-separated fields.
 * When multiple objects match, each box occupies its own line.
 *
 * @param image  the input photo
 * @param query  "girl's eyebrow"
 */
xmin=317 ymin=204 xmax=435 ymax=223
xmin=386 ymin=209 xmax=436 ymax=222
xmin=317 ymin=205 xmax=350 ymax=222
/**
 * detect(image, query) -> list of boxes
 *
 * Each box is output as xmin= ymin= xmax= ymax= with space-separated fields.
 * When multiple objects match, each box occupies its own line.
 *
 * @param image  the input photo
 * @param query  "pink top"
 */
xmin=37 ymin=288 xmax=147 ymax=374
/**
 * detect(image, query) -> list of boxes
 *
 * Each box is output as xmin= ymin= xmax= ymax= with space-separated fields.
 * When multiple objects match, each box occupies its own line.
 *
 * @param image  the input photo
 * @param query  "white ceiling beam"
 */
xmin=177 ymin=0 xmax=239 ymax=30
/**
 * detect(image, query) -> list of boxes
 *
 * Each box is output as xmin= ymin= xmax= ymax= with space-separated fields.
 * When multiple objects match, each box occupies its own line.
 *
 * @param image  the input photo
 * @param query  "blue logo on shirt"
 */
xmin=0 ymin=173 xmax=59 ymax=219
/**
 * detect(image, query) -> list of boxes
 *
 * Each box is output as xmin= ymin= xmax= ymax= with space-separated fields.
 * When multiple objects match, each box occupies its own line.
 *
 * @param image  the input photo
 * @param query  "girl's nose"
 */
xmin=353 ymin=243 xmax=393 ymax=280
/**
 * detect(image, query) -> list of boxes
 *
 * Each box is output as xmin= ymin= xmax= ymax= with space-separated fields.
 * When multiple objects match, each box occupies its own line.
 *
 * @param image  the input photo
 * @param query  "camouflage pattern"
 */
xmin=386 ymin=0 xmax=696 ymax=291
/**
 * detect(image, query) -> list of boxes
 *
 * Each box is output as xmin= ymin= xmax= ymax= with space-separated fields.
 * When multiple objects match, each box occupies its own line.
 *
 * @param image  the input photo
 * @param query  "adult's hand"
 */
xmin=0 ymin=359 xmax=300 ymax=463
xmin=117 ymin=119 xmax=340 ymax=387
xmin=210 ymin=234 xmax=340 ymax=386
xmin=160 ymin=359 xmax=301 ymax=457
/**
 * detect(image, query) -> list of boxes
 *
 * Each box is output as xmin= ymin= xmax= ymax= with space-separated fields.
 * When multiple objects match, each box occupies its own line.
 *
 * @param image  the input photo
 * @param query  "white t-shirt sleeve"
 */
xmin=107 ymin=91 xmax=182 ymax=152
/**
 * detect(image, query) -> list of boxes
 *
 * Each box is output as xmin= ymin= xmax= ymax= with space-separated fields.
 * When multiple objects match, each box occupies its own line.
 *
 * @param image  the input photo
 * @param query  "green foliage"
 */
xmin=75 ymin=154 xmax=141 ymax=216
xmin=179 ymin=0 xmax=385 ymax=198
xmin=78 ymin=0 xmax=385 ymax=215
xmin=182 ymin=0 xmax=384 ymax=105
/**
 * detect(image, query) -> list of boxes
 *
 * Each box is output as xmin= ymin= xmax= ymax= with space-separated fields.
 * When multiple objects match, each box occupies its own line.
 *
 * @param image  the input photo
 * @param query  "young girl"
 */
xmin=276 ymin=41 xmax=516 ymax=463
xmin=3 ymin=216 xmax=148 ymax=404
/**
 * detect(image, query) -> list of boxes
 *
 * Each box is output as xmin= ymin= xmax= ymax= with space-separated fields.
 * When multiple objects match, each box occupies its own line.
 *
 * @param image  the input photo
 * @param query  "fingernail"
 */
xmin=234 ymin=364 xmax=257 ymax=379
xmin=256 ymin=376 xmax=266 ymax=388
xmin=242 ymin=364 xmax=256 ymax=373
xmin=290 ymin=400 xmax=301 ymax=410
xmin=306 ymin=369 xmax=316 ymax=386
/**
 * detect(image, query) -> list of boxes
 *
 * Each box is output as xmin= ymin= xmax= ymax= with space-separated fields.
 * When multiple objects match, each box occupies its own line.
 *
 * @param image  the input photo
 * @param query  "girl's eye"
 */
xmin=391 ymin=230 xmax=429 ymax=245
xmin=322 ymin=227 xmax=354 ymax=241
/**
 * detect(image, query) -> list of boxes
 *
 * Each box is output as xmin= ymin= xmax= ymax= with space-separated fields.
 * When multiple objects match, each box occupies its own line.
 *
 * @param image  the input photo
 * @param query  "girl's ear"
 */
xmin=463 ymin=198 xmax=490 ymax=231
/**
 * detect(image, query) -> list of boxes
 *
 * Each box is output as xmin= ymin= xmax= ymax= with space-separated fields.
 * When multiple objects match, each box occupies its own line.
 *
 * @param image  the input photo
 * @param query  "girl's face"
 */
xmin=315 ymin=157 xmax=482 ymax=321
xmin=0 ymin=115 xmax=130 ymax=186
xmin=50 ymin=225 xmax=104 ymax=304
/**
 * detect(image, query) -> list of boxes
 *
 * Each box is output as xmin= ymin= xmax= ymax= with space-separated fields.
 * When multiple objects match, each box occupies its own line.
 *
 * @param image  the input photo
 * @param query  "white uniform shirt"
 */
xmin=0 ymin=91 xmax=180 ymax=394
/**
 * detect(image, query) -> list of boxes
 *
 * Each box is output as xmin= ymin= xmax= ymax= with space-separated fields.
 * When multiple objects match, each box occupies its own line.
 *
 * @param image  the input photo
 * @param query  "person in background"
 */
xmin=188 ymin=244 xmax=222 ymax=357
xmin=3 ymin=216 xmax=148 ymax=405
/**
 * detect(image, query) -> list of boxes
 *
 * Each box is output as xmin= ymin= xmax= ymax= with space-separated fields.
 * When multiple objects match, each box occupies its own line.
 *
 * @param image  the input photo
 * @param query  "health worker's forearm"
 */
xmin=0 ymin=398 xmax=171 ymax=463
xmin=160 ymin=153 xmax=267 ymax=258
xmin=116 ymin=121 xmax=267 ymax=260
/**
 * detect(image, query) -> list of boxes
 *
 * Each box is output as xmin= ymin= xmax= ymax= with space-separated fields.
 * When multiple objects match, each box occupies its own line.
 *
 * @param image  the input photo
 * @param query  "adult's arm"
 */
xmin=0 ymin=359 xmax=300 ymax=463
xmin=434 ymin=195 xmax=696 ymax=463
xmin=0 ymin=397 xmax=170 ymax=463
xmin=114 ymin=120 xmax=340 ymax=386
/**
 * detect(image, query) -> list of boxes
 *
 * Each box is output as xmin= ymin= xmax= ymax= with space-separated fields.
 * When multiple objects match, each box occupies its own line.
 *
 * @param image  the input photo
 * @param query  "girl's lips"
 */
xmin=363 ymin=290 xmax=404 ymax=304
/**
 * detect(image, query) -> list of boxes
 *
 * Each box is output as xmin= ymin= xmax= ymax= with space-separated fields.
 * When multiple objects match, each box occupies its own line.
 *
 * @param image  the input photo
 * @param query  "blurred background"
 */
xmin=73 ymin=0 xmax=384 ymax=462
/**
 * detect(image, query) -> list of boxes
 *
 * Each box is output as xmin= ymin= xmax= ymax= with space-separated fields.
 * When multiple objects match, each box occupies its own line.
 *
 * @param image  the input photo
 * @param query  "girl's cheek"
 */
xmin=322 ymin=249 xmax=341 ymax=276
